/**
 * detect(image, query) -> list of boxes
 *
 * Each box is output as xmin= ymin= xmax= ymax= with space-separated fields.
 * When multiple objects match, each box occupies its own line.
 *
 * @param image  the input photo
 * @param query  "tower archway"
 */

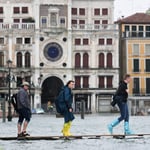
xmin=41 ymin=76 xmax=64 ymax=110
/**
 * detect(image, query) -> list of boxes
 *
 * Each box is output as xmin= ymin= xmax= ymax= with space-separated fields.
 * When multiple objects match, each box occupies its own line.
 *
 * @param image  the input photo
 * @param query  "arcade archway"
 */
xmin=41 ymin=76 xmax=64 ymax=110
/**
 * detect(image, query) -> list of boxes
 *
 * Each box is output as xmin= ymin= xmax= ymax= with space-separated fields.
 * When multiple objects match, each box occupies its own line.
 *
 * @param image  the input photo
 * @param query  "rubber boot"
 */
xmin=124 ymin=121 xmax=134 ymax=135
xmin=107 ymin=119 xmax=120 ymax=134
xmin=67 ymin=121 xmax=72 ymax=136
xmin=62 ymin=123 xmax=68 ymax=136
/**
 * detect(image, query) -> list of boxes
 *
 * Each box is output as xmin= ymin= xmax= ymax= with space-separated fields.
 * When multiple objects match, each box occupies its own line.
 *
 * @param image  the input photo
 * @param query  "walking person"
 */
xmin=107 ymin=74 xmax=134 ymax=135
xmin=55 ymin=80 xmax=75 ymax=136
xmin=17 ymin=82 xmax=31 ymax=137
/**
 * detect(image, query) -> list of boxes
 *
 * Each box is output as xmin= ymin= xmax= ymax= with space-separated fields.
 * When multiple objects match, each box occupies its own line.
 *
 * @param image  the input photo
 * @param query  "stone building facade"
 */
xmin=0 ymin=0 xmax=119 ymax=113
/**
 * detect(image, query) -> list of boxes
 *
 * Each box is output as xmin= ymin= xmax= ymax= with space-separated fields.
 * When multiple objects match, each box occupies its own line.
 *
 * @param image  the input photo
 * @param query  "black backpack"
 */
xmin=11 ymin=94 xmax=18 ymax=112
xmin=55 ymin=88 xmax=65 ymax=114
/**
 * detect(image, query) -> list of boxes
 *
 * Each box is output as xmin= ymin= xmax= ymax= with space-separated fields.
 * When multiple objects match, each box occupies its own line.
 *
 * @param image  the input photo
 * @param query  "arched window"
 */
xmin=83 ymin=53 xmax=89 ymax=68
xmin=99 ymin=53 xmax=104 ymax=68
xmin=75 ymin=53 xmax=81 ymax=68
xmin=0 ymin=52 xmax=4 ymax=67
xmin=25 ymin=52 xmax=31 ymax=68
xmin=107 ymin=53 xmax=112 ymax=68
xmin=17 ymin=52 xmax=22 ymax=67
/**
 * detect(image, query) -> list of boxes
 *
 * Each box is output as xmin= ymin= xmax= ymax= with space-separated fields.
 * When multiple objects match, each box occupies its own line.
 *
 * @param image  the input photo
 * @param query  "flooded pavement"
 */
xmin=0 ymin=114 xmax=150 ymax=150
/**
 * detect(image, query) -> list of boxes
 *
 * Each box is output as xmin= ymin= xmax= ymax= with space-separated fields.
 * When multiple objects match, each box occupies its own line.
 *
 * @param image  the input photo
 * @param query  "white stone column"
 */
xmin=22 ymin=52 xmax=25 ymax=67
xmin=91 ymin=93 xmax=96 ymax=113
xmin=104 ymin=52 xmax=107 ymax=68
xmin=80 ymin=53 xmax=83 ymax=68
xmin=8 ymin=34 xmax=13 ymax=60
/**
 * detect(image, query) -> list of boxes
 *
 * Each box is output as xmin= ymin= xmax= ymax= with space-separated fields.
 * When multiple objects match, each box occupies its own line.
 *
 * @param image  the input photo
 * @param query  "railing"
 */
xmin=122 ymin=31 xmax=150 ymax=38
xmin=72 ymin=24 xmax=118 ymax=30
xmin=0 ymin=23 xmax=35 ymax=30
xmin=132 ymin=88 xmax=150 ymax=96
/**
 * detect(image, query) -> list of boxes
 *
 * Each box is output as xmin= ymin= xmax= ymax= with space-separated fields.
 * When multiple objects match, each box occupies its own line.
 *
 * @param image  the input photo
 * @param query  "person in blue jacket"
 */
xmin=60 ymin=80 xmax=75 ymax=136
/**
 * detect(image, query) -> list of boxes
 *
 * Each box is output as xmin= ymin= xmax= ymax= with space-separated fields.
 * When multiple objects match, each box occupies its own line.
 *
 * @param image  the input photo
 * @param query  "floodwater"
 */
xmin=0 ymin=114 xmax=150 ymax=150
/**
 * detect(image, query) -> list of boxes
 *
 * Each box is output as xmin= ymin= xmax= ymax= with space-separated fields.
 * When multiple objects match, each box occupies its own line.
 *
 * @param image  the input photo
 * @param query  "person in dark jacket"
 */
xmin=17 ymin=82 xmax=31 ymax=137
xmin=61 ymin=80 xmax=75 ymax=136
xmin=107 ymin=74 xmax=134 ymax=135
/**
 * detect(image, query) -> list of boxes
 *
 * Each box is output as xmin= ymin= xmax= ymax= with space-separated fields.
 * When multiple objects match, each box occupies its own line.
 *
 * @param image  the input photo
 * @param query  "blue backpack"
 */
xmin=55 ymin=88 xmax=65 ymax=114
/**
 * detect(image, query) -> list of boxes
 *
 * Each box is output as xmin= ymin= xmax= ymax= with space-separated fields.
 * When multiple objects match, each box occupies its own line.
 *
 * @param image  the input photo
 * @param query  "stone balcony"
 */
xmin=0 ymin=23 xmax=35 ymax=30
xmin=71 ymin=24 xmax=118 ymax=31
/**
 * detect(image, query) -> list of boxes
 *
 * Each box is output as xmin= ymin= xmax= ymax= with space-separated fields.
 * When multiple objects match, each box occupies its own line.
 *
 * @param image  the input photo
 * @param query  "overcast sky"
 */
xmin=114 ymin=0 xmax=150 ymax=21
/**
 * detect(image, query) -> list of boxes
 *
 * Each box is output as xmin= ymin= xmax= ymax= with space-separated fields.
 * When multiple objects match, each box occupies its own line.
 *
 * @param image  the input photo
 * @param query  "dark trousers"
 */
xmin=117 ymin=102 xmax=129 ymax=122
xmin=63 ymin=110 xmax=75 ymax=123
xmin=18 ymin=108 xmax=31 ymax=124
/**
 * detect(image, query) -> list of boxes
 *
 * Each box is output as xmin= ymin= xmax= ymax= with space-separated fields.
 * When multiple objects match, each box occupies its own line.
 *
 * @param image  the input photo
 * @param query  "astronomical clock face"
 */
xmin=44 ymin=42 xmax=63 ymax=62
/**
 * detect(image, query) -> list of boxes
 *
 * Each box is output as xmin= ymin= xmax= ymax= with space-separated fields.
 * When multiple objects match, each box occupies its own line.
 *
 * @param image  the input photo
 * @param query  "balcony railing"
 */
xmin=72 ymin=24 xmax=118 ymax=31
xmin=0 ymin=23 xmax=35 ymax=30
xmin=122 ymin=31 xmax=150 ymax=38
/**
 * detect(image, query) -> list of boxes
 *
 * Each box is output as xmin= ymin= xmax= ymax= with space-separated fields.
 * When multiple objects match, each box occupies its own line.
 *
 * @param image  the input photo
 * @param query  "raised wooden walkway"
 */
xmin=0 ymin=134 xmax=150 ymax=140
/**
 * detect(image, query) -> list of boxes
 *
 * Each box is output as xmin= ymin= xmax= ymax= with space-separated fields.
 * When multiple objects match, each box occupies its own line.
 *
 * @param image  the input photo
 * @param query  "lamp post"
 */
xmin=7 ymin=60 xmax=12 ymax=121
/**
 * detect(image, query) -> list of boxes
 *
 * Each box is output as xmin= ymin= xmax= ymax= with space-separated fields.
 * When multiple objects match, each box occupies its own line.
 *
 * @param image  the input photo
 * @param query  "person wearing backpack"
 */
xmin=55 ymin=80 xmax=75 ymax=136
xmin=17 ymin=82 xmax=31 ymax=137
xmin=107 ymin=74 xmax=134 ymax=135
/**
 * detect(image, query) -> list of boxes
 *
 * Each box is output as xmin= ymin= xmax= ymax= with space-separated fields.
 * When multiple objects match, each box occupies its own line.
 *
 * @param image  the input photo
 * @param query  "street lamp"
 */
xmin=7 ymin=59 xmax=12 ymax=121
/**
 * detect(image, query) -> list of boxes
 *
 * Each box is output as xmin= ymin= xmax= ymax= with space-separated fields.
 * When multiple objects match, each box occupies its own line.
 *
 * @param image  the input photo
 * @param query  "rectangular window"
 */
xmin=79 ymin=8 xmax=85 ymax=15
xmin=106 ymin=38 xmax=112 ymax=45
xmin=133 ymin=59 xmax=139 ymax=72
xmin=145 ymin=44 xmax=150 ymax=55
xmin=72 ymin=8 xmax=77 ymax=15
xmin=0 ymin=77 xmax=5 ymax=87
xmin=94 ymin=20 xmax=100 ymax=29
xmin=79 ymin=20 xmax=85 ymax=29
xmin=13 ymin=7 xmax=20 ymax=14
xmin=106 ymin=76 xmax=113 ymax=88
xmin=102 ymin=20 xmax=108 ymax=28
xmin=99 ymin=38 xmax=104 ymax=45
xmin=125 ymin=25 xmax=130 ymax=31
xmin=16 ymin=38 xmax=22 ymax=44
xmin=133 ymin=44 xmax=139 ymax=55
xmin=146 ymin=26 xmax=150 ymax=37
xmin=83 ymin=76 xmax=89 ymax=88
xmin=0 ymin=37 xmax=4 ymax=44
xmin=75 ymin=38 xmax=81 ymax=45
xmin=146 ymin=78 xmax=150 ymax=94
xmin=14 ymin=19 xmax=20 ymax=23
xmin=146 ymin=26 xmax=150 ymax=31
xmin=146 ymin=59 xmax=150 ymax=72
xmin=102 ymin=20 xmax=108 ymax=24
xmin=72 ymin=20 xmax=77 ymax=24
xmin=24 ymin=38 xmax=31 ymax=44
xmin=138 ymin=26 xmax=143 ymax=37
xmin=132 ymin=26 xmax=136 ymax=31
xmin=0 ymin=19 xmax=3 ymax=23
xmin=94 ymin=20 xmax=100 ymax=24
xmin=22 ymin=7 xmax=28 ymax=14
xmin=60 ymin=18 xmax=65 ymax=24
xmin=102 ymin=8 xmax=108 ymax=15
xmin=83 ymin=39 xmax=89 ymax=45
xmin=17 ymin=77 xmax=22 ymax=87
xmin=79 ymin=20 xmax=85 ymax=24
xmin=60 ymin=17 xmax=66 ymax=27
xmin=0 ymin=52 xmax=4 ymax=67
xmin=132 ymin=25 xmax=137 ymax=37
xmin=94 ymin=8 xmax=100 ymax=15
xmin=0 ymin=7 xmax=3 ymax=14
xmin=75 ymin=76 xmax=81 ymax=88
xmin=41 ymin=17 xmax=47 ymax=28
xmin=99 ymin=76 xmax=104 ymax=88
xmin=133 ymin=78 xmax=140 ymax=94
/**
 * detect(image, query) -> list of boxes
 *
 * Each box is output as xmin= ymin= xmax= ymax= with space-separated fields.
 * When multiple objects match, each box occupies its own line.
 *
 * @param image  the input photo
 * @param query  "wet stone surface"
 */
xmin=0 ymin=114 xmax=150 ymax=150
